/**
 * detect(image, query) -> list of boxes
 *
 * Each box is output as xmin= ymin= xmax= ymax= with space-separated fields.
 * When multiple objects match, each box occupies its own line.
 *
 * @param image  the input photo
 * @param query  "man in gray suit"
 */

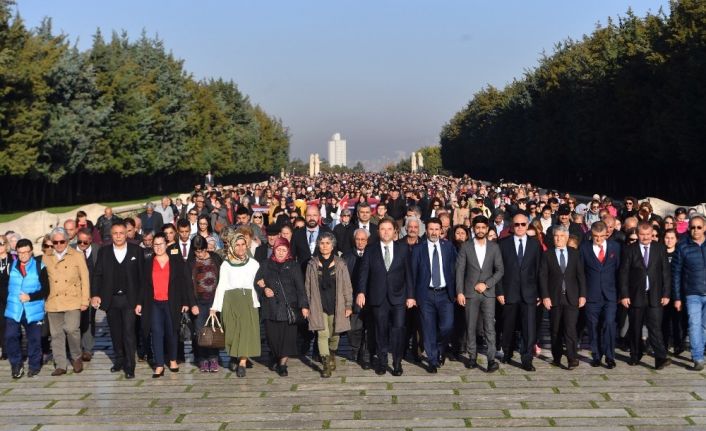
xmin=455 ymin=216 xmax=504 ymax=372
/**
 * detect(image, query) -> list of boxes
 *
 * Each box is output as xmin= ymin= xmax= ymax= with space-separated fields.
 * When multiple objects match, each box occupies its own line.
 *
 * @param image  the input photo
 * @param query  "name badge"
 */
xmin=170 ymin=249 xmax=179 ymax=255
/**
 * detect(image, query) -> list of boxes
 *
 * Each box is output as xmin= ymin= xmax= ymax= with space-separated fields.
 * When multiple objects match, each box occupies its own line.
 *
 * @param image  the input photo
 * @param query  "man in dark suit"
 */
xmin=545 ymin=205 xmax=584 ymax=249
xmin=409 ymin=218 xmax=457 ymax=373
xmin=290 ymin=205 xmax=333 ymax=273
xmin=356 ymin=218 xmax=412 ymax=376
xmin=348 ymin=202 xmax=379 ymax=250
xmin=580 ymin=221 xmax=621 ymax=369
xmin=619 ymin=222 xmax=672 ymax=369
xmin=333 ymin=209 xmax=354 ymax=256
xmin=343 ymin=228 xmax=375 ymax=369
xmin=138 ymin=203 xmax=164 ymax=235
xmin=539 ymin=225 xmax=587 ymax=370
xmin=90 ymin=221 xmax=145 ymax=379
xmin=255 ymin=224 xmax=281 ymax=264
xmin=455 ymin=215 xmax=504 ymax=372
xmin=496 ymin=212 xmax=542 ymax=371
xmin=74 ymin=228 xmax=99 ymax=362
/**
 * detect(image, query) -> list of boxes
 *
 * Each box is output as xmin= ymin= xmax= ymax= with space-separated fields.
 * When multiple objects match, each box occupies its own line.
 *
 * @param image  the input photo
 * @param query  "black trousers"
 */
xmin=502 ymin=302 xmax=536 ymax=363
xmin=629 ymin=303 xmax=667 ymax=360
xmin=373 ymin=299 xmax=405 ymax=366
xmin=106 ymin=295 xmax=137 ymax=371
xmin=404 ymin=306 xmax=423 ymax=360
xmin=349 ymin=309 xmax=375 ymax=362
xmin=548 ymin=295 xmax=579 ymax=362
xmin=661 ymin=304 xmax=688 ymax=351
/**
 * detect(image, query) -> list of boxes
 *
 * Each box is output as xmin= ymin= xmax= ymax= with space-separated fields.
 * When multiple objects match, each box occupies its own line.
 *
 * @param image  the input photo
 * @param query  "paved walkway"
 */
xmin=1 ymin=312 xmax=705 ymax=430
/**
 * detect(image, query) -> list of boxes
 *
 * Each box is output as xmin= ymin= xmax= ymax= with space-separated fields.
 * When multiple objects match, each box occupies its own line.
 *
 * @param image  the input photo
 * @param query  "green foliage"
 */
xmin=440 ymin=0 xmax=706 ymax=201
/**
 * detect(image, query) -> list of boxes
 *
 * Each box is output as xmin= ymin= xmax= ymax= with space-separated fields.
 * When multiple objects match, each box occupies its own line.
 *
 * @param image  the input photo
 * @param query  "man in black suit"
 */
xmin=343 ymin=228 xmax=374 ymax=369
xmin=619 ymin=222 xmax=672 ymax=369
xmin=497 ymin=212 xmax=542 ymax=371
xmin=348 ymin=202 xmax=379 ymax=249
xmin=255 ymin=224 xmax=281 ymax=263
xmin=74 ymin=228 xmax=99 ymax=362
xmin=290 ymin=205 xmax=333 ymax=273
xmin=539 ymin=225 xmax=587 ymax=370
xmin=333 ymin=209 xmax=354 ymax=256
xmin=90 ymin=222 xmax=145 ymax=379
xmin=356 ymin=218 xmax=412 ymax=376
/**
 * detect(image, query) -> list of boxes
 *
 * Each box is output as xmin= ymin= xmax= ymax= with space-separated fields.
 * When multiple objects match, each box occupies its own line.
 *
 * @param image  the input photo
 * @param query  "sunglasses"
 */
xmin=42 ymin=243 xmax=53 ymax=249
xmin=0 ymin=242 xmax=5 ymax=246
xmin=188 ymin=213 xmax=197 ymax=216
xmin=253 ymin=216 xmax=263 ymax=219
xmin=690 ymin=225 xmax=704 ymax=230
xmin=514 ymin=222 xmax=528 ymax=227
xmin=77 ymin=240 xmax=91 ymax=246
xmin=52 ymin=240 xmax=66 ymax=245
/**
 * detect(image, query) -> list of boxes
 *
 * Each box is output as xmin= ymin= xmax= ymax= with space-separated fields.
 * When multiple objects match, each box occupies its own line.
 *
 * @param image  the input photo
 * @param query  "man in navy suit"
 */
xmin=409 ymin=218 xmax=457 ymax=373
xmin=497 ymin=212 xmax=542 ymax=371
xmin=357 ymin=218 xmax=412 ymax=376
xmin=580 ymin=221 xmax=621 ymax=369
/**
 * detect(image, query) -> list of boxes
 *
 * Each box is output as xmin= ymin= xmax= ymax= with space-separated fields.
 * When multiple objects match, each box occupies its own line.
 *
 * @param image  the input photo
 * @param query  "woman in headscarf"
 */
xmin=210 ymin=233 xmax=260 ymax=377
xmin=255 ymin=237 xmax=309 ymax=376
xmin=304 ymin=232 xmax=353 ymax=378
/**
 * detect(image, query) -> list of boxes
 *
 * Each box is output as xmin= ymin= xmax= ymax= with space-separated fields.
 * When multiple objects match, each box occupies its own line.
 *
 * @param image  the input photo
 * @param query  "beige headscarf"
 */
xmin=225 ymin=233 xmax=249 ymax=265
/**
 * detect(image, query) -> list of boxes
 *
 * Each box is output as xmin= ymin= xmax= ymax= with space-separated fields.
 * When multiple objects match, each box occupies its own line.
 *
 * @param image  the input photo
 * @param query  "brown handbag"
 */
xmin=197 ymin=314 xmax=225 ymax=349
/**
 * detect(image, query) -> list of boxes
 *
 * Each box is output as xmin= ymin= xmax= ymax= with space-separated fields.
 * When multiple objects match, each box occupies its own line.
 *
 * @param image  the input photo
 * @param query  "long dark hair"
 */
xmin=197 ymin=214 xmax=213 ymax=235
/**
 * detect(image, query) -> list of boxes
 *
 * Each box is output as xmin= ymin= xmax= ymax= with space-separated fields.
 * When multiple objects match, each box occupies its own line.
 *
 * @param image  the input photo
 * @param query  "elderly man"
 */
xmin=73 ymin=228 xmax=98 ymax=361
xmin=344 ymin=228 xmax=374 ymax=369
xmin=63 ymin=219 xmax=78 ymax=247
xmin=43 ymin=227 xmax=91 ymax=376
xmin=96 ymin=207 xmax=122 ymax=244
xmin=138 ymin=203 xmax=164 ymax=235
xmin=155 ymin=196 xmax=175 ymax=225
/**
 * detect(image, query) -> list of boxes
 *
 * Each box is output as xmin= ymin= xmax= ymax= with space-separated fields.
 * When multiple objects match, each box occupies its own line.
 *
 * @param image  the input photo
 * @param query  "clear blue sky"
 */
xmin=18 ymin=1 xmax=669 ymax=170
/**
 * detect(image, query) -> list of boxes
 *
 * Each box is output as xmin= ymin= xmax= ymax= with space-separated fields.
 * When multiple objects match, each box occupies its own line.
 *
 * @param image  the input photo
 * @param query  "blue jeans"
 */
xmin=5 ymin=314 xmax=43 ymax=371
xmin=151 ymin=301 xmax=176 ymax=367
xmin=686 ymin=295 xmax=706 ymax=362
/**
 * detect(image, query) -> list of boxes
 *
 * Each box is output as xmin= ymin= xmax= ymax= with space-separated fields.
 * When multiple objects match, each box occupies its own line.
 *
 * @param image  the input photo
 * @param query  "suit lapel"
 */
xmin=467 ymin=241 xmax=482 ymax=270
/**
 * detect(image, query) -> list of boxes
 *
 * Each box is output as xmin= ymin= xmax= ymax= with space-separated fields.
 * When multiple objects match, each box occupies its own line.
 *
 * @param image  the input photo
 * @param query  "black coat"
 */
xmin=255 ymin=259 xmax=308 ymax=322
xmin=539 ymin=247 xmax=587 ymax=307
xmin=619 ymin=242 xmax=671 ymax=307
xmin=93 ymin=243 xmax=145 ymax=310
xmin=497 ymin=236 xmax=542 ymax=304
xmin=333 ymin=223 xmax=354 ymax=256
xmin=139 ymin=253 xmax=194 ymax=335
xmin=290 ymin=225 xmax=333 ymax=273
xmin=357 ymin=240 xmax=412 ymax=307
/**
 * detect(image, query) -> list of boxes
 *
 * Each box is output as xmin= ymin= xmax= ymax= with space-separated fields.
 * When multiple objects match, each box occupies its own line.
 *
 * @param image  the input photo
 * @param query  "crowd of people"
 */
xmin=1 ymin=172 xmax=705 ymax=381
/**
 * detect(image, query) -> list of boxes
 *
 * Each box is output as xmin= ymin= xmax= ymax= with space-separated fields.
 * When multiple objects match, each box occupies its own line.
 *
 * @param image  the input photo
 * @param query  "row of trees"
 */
xmin=0 ymin=1 xmax=289 ymax=211
xmin=440 ymin=0 xmax=706 ymax=203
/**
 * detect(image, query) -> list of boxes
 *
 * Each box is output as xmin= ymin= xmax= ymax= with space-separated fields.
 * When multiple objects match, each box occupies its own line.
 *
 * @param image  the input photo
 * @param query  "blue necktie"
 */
xmin=517 ymin=238 xmax=524 ymax=264
xmin=431 ymin=244 xmax=441 ymax=288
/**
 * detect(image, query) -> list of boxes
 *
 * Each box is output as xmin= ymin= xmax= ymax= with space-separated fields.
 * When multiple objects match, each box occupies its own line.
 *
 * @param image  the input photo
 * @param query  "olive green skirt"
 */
xmin=221 ymin=289 xmax=261 ymax=358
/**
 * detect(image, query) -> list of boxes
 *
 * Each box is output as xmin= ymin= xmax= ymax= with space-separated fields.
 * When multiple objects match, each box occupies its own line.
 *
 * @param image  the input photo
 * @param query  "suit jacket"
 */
xmin=496 ymin=236 xmax=542 ymax=304
xmin=139 ymin=253 xmax=194 ymax=335
xmin=455 ymin=239 xmax=504 ymax=298
xmin=333 ymin=223 xmax=354 ymax=256
xmin=254 ymin=243 xmax=270 ymax=264
xmin=92 ymin=242 xmax=145 ymax=310
xmin=357 ymin=240 xmax=411 ymax=306
xmin=579 ymin=239 xmax=621 ymax=303
xmin=290 ymin=225 xmax=333 ymax=273
xmin=410 ymin=239 xmax=457 ymax=303
xmin=539 ymin=247 xmax=587 ymax=307
xmin=347 ymin=222 xmax=379 ymax=252
xmin=138 ymin=211 xmax=164 ymax=234
xmin=545 ymin=223 xmax=584 ymax=248
xmin=619 ymin=241 xmax=671 ymax=307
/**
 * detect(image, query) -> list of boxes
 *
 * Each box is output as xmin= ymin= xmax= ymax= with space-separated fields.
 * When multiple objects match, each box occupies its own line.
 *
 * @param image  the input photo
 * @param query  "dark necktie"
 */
xmin=431 ymin=244 xmax=441 ymax=288
xmin=559 ymin=249 xmax=567 ymax=294
xmin=643 ymin=245 xmax=649 ymax=267
xmin=517 ymin=238 xmax=524 ymax=264
xmin=182 ymin=243 xmax=187 ymax=258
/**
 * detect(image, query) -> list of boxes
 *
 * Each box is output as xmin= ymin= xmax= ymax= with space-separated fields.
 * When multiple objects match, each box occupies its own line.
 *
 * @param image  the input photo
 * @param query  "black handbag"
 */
xmin=197 ymin=314 xmax=225 ymax=349
xmin=179 ymin=312 xmax=193 ymax=342
xmin=276 ymin=275 xmax=300 ymax=325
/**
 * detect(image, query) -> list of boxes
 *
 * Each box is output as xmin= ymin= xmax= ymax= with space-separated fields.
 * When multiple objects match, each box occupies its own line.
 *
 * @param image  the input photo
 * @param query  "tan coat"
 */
xmin=43 ymin=247 xmax=90 ymax=312
xmin=305 ymin=256 xmax=352 ymax=333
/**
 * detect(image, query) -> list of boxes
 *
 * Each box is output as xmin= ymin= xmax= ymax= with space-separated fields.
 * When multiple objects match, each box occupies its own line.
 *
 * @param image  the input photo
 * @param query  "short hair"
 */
xmin=142 ymin=230 xmax=155 ymax=238
xmin=49 ymin=227 xmax=68 ymax=240
xmin=357 ymin=201 xmax=371 ymax=213
xmin=404 ymin=216 xmax=421 ymax=230
xmin=407 ymin=205 xmax=422 ymax=217
xmin=77 ymin=228 xmax=92 ymax=238
xmin=553 ymin=225 xmax=569 ymax=234
xmin=176 ymin=219 xmax=191 ymax=230
xmin=353 ymin=228 xmax=370 ymax=239
xmin=16 ymin=238 xmax=33 ymax=251
xmin=591 ymin=221 xmax=607 ymax=233
xmin=161 ymin=223 xmax=176 ymax=232
xmin=690 ymin=214 xmax=706 ymax=225
xmin=153 ymin=232 xmax=167 ymax=243
xmin=316 ymin=231 xmax=337 ymax=248
xmin=378 ymin=217 xmax=396 ymax=229
xmin=637 ymin=221 xmax=653 ymax=232
xmin=472 ymin=215 xmax=489 ymax=226
xmin=235 ymin=206 xmax=250 ymax=216
xmin=124 ymin=217 xmax=136 ymax=228
xmin=192 ymin=235 xmax=208 ymax=251
xmin=426 ymin=217 xmax=442 ymax=229
xmin=111 ymin=221 xmax=127 ymax=230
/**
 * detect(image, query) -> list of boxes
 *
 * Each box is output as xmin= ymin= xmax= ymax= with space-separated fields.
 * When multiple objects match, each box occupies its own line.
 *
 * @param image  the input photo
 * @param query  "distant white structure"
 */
xmin=309 ymin=154 xmax=315 ymax=177
xmin=411 ymin=152 xmax=417 ymax=173
xmin=417 ymin=152 xmax=424 ymax=170
xmin=314 ymin=153 xmax=321 ymax=175
xmin=328 ymin=133 xmax=347 ymax=167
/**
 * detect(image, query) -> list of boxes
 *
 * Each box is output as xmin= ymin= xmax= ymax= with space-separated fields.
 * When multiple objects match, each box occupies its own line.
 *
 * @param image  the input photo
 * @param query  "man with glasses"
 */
xmin=672 ymin=214 xmax=706 ymax=371
xmin=497 ymin=213 xmax=542 ymax=371
xmin=43 ymin=227 xmax=91 ymax=376
xmin=334 ymin=209 xmax=354 ymax=256
xmin=73 ymin=228 xmax=98 ymax=362
xmin=546 ymin=205 xmax=584 ymax=249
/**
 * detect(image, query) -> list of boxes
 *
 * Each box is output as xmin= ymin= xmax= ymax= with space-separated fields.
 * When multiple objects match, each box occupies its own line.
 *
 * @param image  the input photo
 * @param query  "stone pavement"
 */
xmin=1 ymin=311 xmax=705 ymax=431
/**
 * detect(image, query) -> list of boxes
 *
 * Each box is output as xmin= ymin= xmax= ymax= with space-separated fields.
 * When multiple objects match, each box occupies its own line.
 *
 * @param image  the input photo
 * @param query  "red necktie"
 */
xmin=598 ymin=245 xmax=605 ymax=263
xmin=182 ymin=243 xmax=187 ymax=256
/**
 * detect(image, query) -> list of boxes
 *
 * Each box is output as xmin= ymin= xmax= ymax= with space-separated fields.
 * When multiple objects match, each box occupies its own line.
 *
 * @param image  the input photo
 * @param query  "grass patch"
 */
xmin=502 ymin=409 xmax=511 ymax=418
xmin=685 ymin=417 xmax=696 ymax=425
xmin=386 ymin=382 xmax=393 ymax=390
xmin=290 ymin=384 xmax=298 ymax=392
xmin=391 ymin=395 xmax=398 ymax=404
xmin=625 ymin=407 xmax=638 ymax=418
xmin=601 ymin=392 xmax=612 ymax=401
xmin=453 ymin=388 xmax=460 ymax=396
xmin=267 ymin=377 xmax=274 ymax=385
xmin=353 ymin=410 xmax=362 ymax=420
xmin=551 ymin=387 xmax=560 ymax=394
xmin=570 ymin=379 xmax=580 ymax=387
xmin=30 ymin=425 xmax=42 ymax=431
xmin=184 ymin=384 xmax=193 ymax=392
xmin=259 ymin=391 xmax=267 ymax=398
xmin=589 ymin=400 xmax=599 ymax=409
xmin=520 ymin=401 xmax=529 ymax=409
xmin=44 ymin=400 xmax=58 ymax=409
xmin=291 ymin=405 xmax=300 ymax=413
xmin=359 ymin=390 xmax=366 ymax=396
xmin=464 ymin=418 xmax=472 ymax=427
xmin=164 ymin=406 xmax=173 ymax=414
xmin=453 ymin=402 xmax=461 ymax=410
xmin=175 ymin=413 xmax=186 ymax=423
xmin=488 ymin=381 xmax=496 ymax=389
xmin=548 ymin=418 xmax=557 ymax=426
xmin=76 ymin=408 xmax=87 ymax=416
xmin=148 ymin=399 xmax=159 ymax=407
xmin=340 ymin=376 xmax=346 ymax=383
xmin=218 ymin=423 xmax=228 ymax=431
xmin=322 ymin=419 xmax=331 ymax=429
xmin=691 ymin=391 xmax=703 ymax=401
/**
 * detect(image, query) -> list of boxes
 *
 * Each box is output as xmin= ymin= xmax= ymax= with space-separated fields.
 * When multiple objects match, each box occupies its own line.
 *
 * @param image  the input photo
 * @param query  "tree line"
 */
xmin=0 ymin=1 xmax=289 ymax=211
xmin=440 ymin=0 xmax=706 ymax=203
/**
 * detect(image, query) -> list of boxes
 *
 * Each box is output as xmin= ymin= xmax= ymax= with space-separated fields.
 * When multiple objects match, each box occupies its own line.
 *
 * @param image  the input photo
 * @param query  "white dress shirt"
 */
xmin=427 ymin=240 xmax=446 ymax=287
xmin=380 ymin=241 xmax=394 ymax=264
xmin=474 ymin=239 xmax=487 ymax=268
xmin=513 ymin=235 xmax=528 ymax=255
xmin=113 ymin=245 xmax=127 ymax=263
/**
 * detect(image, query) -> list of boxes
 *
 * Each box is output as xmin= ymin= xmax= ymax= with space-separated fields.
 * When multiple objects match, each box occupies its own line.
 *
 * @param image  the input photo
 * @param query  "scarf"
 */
xmin=318 ymin=254 xmax=335 ymax=291
xmin=270 ymin=237 xmax=292 ymax=264
xmin=226 ymin=233 xmax=249 ymax=266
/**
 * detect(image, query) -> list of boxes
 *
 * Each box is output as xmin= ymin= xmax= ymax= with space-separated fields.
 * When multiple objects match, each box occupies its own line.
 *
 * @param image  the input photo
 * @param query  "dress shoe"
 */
xmin=439 ymin=356 xmax=446 ymax=367
xmin=673 ymin=346 xmax=685 ymax=357
xmin=375 ymin=366 xmax=386 ymax=375
xmin=245 ymin=359 xmax=254 ymax=369
xmin=169 ymin=366 xmax=179 ymax=373
xmin=692 ymin=361 xmax=705 ymax=371
xmin=465 ymin=359 xmax=478 ymax=369
xmin=81 ymin=351 xmax=92 ymax=362
xmin=110 ymin=365 xmax=123 ymax=373
xmin=568 ymin=359 xmax=579 ymax=370
xmin=27 ymin=369 xmax=40 ymax=378
xmin=124 ymin=370 xmax=135 ymax=379
xmin=627 ymin=357 xmax=640 ymax=366
xmin=521 ymin=362 xmax=536 ymax=372
xmin=551 ymin=358 xmax=562 ymax=367
xmin=228 ymin=360 xmax=238 ymax=372
xmin=486 ymin=361 xmax=499 ymax=373
xmin=236 ymin=365 xmax=246 ymax=378
xmin=501 ymin=354 xmax=512 ymax=364
xmin=0 ymin=353 xmax=7 ymax=360
xmin=277 ymin=364 xmax=288 ymax=377
xmin=655 ymin=357 xmax=671 ymax=370
xmin=605 ymin=359 xmax=616 ymax=369
xmin=152 ymin=368 xmax=165 ymax=378
xmin=590 ymin=358 xmax=602 ymax=367
xmin=51 ymin=368 xmax=67 ymax=377
xmin=11 ymin=366 xmax=24 ymax=379
xmin=391 ymin=363 xmax=403 ymax=376
xmin=360 ymin=360 xmax=371 ymax=370
xmin=427 ymin=364 xmax=438 ymax=374
xmin=72 ymin=358 xmax=83 ymax=373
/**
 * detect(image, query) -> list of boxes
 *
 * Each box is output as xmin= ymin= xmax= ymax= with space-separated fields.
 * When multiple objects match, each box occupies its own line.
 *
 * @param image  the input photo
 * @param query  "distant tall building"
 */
xmin=328 ymin=133 xmax=347 ymax=167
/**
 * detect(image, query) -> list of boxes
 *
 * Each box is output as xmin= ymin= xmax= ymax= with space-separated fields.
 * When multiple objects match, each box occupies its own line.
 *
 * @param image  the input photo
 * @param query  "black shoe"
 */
xmin=246 ymin=359 xmax=253 ymax=369
xmin=605 ymin=359 xmax=616 ymax=369
xmin=673 ymin=346 xmax=685 ymax=357
xmin=169 ymin=366 xmax=179 ymax=373
xmin=228 ymin=360 xmax=238 ymax=372
xmin=551 ymin=358 xmax=562 ymax=367
xmin=501 ymin=354 xmax=512 ymax=364
xmin=568 ymin=359 xmax=579 ymax=370
xmin=439 ymin=356 xmax=446 ymax=367
xmin=124 ymin=371 xmax=135 ymax=379
xmin=27 ymin=369 xmax=40 ymax=378
xmin=465 ymin=359 xmax=478 ymax=369
xmin=152 ymin=368 xmax=165 ymax=378
xmin=277 ymin=364 xmax=288 ymax=377
xmin=486 ymin=361 xmax=499 ymax=373
xmin=11 ymin=366 xmax=24 ymax=379
xmin=590 ymin=358 xmax=602 ymax=367
xmin=411 ymin=353 xmax=422 ymax=364
xmin=427 ymin=364 xmax=438 ymax=374
xmin=391 ymin=363 xmax=403 ymax=376
xmin=521 ymin=362 xmax=536 ymax=372
xmin=0 ymin=353 xmax=7 ymax=360
xmin=655 ymin=357 xmax=672 ymax=370
xmin=110 ymin=365 xmax=123 ymax=373
xmin=627 ymin=357 xmax=640 ymax=366
xmin=236 ymin=365 xmax=246 ymax=378
xmin=360 ymin=360 xmax=371 ymax=370
xmin=375 ymin=365 xmax=386 ymax=375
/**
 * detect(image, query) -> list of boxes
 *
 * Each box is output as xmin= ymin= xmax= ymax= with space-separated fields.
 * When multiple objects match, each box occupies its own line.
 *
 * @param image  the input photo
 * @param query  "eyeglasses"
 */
xmin=690 ymin=225 xmax=704 ymax=230
xmin=52 ymin=240 xmax=66 ymax=245
xmin=514 ymin=222 xmax=527 ymax=227
xmin=42 ymin=243 xmax=53 ymax=249
xmin=77 ymin=240 xmax=91 ymax=246
xmin=188 ymin=213 xmax=197 ymax=216
xmin=253 ymin=216 xmax=263 ymax=219
xmin=625 ymin=202 xmax=633 ymax=206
